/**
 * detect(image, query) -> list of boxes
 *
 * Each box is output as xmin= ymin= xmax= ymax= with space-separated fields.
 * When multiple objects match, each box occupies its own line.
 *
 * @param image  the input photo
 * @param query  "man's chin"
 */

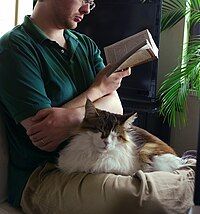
xmin=66 ymin=22 xmax=78 ymax=30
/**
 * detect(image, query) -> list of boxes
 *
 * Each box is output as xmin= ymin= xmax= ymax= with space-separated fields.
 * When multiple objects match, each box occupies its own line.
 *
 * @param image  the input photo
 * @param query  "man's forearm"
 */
xmin=62 ymin=65 xmax=131 ymax=111
xmin=93 ymin=91 xmax=123 ymax=114
xmin=62 ymin=86 xmax=102 ymax=109
xmin=62 ymin=91 xmax=123 ymax=115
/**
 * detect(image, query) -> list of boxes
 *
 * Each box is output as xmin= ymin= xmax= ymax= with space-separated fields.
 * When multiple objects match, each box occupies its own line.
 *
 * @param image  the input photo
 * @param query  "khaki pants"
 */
xmin=21 ymin=163 xmax=194 ymax=214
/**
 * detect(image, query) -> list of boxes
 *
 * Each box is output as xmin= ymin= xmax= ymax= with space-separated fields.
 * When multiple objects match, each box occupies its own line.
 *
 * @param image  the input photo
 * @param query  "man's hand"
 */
xmin=62 ymin=65 xmax=131 ymax=110
xmin=90 ymin=65 xmax=131 ymax=97
xmin=26 ymin=107 xmax=83 ymax=152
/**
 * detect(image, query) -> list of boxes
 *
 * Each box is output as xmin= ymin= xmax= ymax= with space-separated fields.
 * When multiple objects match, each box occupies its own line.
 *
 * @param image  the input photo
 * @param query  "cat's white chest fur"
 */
xmin=58 ymin=130 xmax=140 ymax=175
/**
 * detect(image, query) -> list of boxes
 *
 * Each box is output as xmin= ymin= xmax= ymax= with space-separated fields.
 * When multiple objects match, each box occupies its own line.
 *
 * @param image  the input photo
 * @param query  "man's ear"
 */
xmin=123 ymin=113 xmax=138 ymax=129
xmin=85 ymin=99 xmax=99 ymax=119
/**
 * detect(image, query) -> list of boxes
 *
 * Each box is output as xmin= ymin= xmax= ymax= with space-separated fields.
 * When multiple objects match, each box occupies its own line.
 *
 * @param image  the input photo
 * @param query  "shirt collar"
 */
xmin=64 ymin=29 xmax=78 ymax=41
xmin=22 ymin=15 xmax=79 ymax=47
xmin=22 ymin=15 xmax=48 ymax=43
xmin=64 ymin=29 xmax=79 ymax=57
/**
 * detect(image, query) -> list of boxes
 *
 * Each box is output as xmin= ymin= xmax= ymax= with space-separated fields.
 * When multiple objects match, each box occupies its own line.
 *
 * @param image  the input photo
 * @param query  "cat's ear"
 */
xmin=123 ymin=113 xmax=138 ymax=129
xmin=85 ymin=99 xmax=99 ymax=118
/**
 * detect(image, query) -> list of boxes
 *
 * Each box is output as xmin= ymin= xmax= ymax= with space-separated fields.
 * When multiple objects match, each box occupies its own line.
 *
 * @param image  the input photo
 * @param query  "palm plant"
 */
xmin=159 ymin=0 xmax=200 ymax=126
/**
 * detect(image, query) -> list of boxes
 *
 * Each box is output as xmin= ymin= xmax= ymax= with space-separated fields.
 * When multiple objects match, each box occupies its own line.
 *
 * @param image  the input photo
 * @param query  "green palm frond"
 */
xmin=161 ymin=0 xmax=190 ymax=31
xmin=159 ymin=0 xmax=200 ymax=126
xmin=158 ymin=38 xmax=200 ymax=126
xmin=161 ymin=0 xmax=200 ymax=31
xmin=190 ymin=0 xmax=200 ymax=25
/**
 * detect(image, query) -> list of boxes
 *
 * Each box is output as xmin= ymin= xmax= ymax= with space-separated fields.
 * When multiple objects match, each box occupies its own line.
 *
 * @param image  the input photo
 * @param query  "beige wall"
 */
xmin=158 ymin=19 xmax=200 ymax=155
xmin=158 ymin=19 xmax=186 ymax=88
xmin=170 ymin=94 xmax=200 ymax=155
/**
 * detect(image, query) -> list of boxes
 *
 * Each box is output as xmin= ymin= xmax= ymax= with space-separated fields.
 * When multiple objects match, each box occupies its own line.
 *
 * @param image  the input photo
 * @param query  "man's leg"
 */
xmin=20 ymin=163 xmax=194 ymax=214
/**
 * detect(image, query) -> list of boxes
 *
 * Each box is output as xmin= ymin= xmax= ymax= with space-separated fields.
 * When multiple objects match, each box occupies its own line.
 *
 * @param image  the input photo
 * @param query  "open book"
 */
xmin=104 ymin=29 xmax=159 ymax=76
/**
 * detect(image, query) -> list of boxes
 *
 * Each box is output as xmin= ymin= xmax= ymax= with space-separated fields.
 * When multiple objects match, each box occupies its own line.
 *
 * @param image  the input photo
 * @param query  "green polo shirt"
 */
xmin=0 ymin=16 xmax=104 ymax=207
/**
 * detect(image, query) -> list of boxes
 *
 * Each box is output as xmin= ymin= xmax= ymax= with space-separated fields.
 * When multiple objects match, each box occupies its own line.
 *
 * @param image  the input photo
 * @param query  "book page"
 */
xmin=117 ymin=47 xmax=155 ymax=71
xmin=146 ymin=30 xmax=159 ymax=58
xmin=105 ymin=40 xmax=148 ymax=76
xmin=104 ymin=30 xmax=151 ymax=64
xmin=104 ymin=29 xmax=159 ymax=76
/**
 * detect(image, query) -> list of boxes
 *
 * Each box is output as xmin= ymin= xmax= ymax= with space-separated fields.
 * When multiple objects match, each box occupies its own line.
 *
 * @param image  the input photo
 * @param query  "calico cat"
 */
xmin=58 ymin=99 xmax=185 ymax=175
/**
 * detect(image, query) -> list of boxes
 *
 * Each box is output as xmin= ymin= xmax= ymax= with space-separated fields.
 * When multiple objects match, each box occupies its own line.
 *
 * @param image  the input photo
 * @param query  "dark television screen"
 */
xmin=77 ymin=0 xmax=162 ymax=103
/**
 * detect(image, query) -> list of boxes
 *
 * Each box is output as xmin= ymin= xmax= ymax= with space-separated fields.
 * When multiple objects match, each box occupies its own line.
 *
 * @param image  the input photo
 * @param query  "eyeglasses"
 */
xmin=82 ymin=0 xmax=96 ymax=10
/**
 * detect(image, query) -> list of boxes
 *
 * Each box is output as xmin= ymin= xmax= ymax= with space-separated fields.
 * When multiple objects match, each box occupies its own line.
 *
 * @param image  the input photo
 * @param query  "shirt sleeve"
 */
xmin=0 ymin=44 xmax=51 ymax=123
xmin=88 ymin=38 xmax=105 ymax=74
xmin=91 ymin=41 xmax=105 ymax=73
xmin=77 ymin=32 xmax=105 ymax=75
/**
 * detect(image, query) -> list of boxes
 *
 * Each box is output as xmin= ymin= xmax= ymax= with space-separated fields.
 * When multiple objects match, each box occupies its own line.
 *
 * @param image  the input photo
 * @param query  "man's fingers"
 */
xmin=27 ymin=123 xmax=42 ymax=136
xmin=118 ymin=67 xmax=131 ymax=77
xmin=29 ymin=131 xmax=44 ymax=142
xmin=40 ymin=141 xmax=58 ymax=152
xmin=34 ymin=138 xmax=50 ymax=147
xmin=111 ymin=67 xmax=131 ymax=78
xmin=33 ymin=139 xmax=56 ymax=152
xmin=98 ymin=64 xmax=113 ymax=76
xmin=31 ymin=108 xmax=51 ymax=122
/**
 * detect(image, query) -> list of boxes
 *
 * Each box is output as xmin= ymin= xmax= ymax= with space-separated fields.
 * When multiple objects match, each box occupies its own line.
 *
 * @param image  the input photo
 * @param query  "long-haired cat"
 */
xmin=58 ymin=99 xmax=186 ymax=175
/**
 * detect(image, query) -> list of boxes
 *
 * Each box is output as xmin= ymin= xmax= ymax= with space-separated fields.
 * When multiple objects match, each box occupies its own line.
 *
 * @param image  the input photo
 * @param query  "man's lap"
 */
xmin=20 ymin=163 xmax=195 ymax=214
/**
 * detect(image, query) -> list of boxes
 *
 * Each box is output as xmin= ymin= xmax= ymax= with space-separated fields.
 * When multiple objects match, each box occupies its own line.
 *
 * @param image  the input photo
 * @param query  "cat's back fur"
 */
xmin=128 ymin=125 xmax=182 ymax=171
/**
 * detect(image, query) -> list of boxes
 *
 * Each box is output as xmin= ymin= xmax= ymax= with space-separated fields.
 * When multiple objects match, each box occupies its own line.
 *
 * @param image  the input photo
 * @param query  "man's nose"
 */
xmin=79 ymin=4 xmax=90 ymax=15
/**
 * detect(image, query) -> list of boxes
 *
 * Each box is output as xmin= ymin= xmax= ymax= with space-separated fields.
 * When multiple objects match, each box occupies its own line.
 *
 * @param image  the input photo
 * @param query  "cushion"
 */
xmin=188 ymin=206 xmax=200 ymax=214
xmin=0 ymin=114 xmax=8 ymax=203
xmin=0 ymin=202 xmax=22 ymax=214
xmin=21 ymin=162 xmax=195 ymax=214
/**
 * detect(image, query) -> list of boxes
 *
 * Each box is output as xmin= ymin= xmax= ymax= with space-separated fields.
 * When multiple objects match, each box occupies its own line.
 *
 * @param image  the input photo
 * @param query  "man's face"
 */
xmin=50 ymin=0 xmax=91 ymax=29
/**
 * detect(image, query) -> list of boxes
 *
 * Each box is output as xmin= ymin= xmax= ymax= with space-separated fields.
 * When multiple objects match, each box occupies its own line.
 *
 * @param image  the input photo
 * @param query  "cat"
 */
xmin=57 ymin=99 xmax=186 ymax=175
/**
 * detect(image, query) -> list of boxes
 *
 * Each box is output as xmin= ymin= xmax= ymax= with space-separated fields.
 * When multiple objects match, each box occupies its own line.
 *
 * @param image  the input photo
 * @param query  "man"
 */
xmin=0 ymin=0 xmax=195 ymax=213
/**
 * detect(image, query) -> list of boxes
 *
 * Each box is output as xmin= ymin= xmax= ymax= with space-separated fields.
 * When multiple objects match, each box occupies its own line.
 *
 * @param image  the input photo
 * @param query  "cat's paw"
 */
xmin=141 ymin=163 xmax=154 ymax=172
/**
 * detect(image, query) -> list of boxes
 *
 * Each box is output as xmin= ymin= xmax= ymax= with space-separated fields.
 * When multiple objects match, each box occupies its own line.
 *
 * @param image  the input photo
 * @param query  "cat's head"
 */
xmin=79 ymin=99 xmax=137 ymax=152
